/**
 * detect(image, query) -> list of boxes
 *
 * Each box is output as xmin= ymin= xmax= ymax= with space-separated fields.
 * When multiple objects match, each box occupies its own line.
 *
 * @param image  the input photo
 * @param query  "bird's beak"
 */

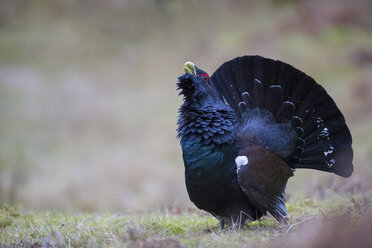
xmin=184 ymin=62 xmax=196 ymax=76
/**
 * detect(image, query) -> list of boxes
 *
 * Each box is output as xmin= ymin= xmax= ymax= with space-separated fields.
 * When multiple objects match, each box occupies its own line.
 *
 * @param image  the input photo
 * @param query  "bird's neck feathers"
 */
xmin=177 ymin=102 xmax=237 ymax=146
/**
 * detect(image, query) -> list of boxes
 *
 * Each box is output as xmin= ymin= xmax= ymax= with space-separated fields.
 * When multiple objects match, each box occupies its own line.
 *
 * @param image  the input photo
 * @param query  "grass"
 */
xmin=0 ymin=0 xmax=372 ymax=212
xmin=1 ymin=192 xmax=371 ymax=247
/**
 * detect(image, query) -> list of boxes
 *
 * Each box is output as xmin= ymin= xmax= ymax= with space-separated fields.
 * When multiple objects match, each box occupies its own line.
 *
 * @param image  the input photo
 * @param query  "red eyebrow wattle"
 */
xmin=201 ymin=73 xmax=210 ymax=83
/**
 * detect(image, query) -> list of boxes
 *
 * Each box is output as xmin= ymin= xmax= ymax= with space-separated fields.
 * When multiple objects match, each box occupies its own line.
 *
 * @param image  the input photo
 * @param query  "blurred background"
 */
xmin=0 ymin=0 xmax=371 ymax=213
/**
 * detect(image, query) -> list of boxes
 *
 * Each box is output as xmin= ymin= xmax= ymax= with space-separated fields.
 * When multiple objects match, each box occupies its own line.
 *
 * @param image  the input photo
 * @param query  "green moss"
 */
xmin=0 ymin=204 xmax=21 ymax=228
xmin=248 ymin=219 xmax=279 ymax=230
xmin=142 ymin=214 xmax=218 ymax=236
xmin=0 ymin=215 xmax=13 ymax=228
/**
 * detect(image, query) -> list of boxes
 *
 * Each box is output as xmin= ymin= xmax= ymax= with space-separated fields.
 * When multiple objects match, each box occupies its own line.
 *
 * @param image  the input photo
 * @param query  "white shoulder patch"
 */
xmin=235 ymin=156 xmax=248 ymax=173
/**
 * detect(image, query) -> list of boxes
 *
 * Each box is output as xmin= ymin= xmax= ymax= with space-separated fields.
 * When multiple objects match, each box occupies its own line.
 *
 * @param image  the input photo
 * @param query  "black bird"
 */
xmin=177 ymin=55 xmax=353 ymax=229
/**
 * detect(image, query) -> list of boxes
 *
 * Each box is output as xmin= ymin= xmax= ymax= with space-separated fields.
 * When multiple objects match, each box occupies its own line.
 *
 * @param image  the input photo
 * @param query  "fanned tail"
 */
xmin=211 ymin=55 xmax=353 ymax=177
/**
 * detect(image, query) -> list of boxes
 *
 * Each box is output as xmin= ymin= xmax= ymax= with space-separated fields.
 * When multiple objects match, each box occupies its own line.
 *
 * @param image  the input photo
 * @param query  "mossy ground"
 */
xmin=1 ymin=192 xmax=371 ymax=247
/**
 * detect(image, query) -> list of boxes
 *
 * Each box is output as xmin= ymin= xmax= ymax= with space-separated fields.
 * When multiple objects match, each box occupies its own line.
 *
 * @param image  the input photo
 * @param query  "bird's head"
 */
xmin=177 ymin=62 xmax=220 ymax=106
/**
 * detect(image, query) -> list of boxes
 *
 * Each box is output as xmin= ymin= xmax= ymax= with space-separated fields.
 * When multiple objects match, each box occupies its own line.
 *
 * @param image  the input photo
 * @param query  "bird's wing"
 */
xmin=236 ymin=144 xmax=293 ymax=223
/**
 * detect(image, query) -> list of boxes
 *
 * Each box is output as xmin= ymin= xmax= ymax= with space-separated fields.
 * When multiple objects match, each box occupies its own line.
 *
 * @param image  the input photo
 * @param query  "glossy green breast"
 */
xmin=182 ymin=141 xmax=237 ymax=184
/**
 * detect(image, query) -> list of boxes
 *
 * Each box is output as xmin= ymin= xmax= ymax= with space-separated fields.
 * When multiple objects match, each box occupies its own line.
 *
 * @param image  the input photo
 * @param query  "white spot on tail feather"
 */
xmin=318 ymin=127 xmax=330 ymax=140
xmin=316 ymin=117 xmax=324 ymax=128
xmin=326 ymin=158 xmax=336 ymax=168
xmin=235 ymin=156 xmax=248 ymax=173
xmin=324 ymin=146 xmax=335 ymax=156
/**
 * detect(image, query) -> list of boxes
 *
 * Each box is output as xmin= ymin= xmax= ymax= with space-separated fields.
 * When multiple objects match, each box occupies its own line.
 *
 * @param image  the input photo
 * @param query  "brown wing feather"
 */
xmin=237 ymin=144 xmax=293 ymax=222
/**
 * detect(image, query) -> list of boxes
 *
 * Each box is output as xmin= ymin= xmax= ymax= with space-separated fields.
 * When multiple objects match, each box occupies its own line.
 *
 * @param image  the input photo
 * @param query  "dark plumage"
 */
xmin=177 ymin=56 xmax=353 ymax=228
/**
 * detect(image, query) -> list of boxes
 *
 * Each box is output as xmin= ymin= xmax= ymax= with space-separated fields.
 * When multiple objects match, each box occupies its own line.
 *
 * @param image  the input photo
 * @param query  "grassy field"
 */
xmin=1 ymin=192 xmax=372 ymax=247
xmin=1 ymin=0 xmax=372 ymax=247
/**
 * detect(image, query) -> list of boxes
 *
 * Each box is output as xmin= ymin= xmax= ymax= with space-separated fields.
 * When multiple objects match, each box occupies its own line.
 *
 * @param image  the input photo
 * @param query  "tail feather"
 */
xmin=304 ymin=123 xmax=351 ymax=147
xmin=265 ymin=85 xmax=283 ymax=115
xmin=242 ymin=92 xmax=253 ymax=108
xmin=276 ymin=101 xmax=296 ymax=122
xmin=211 ymin=55 xmax=353 ymax=177
xmin=302 ymin=142 xmax=336 ymax=157
xmin=213 ymin=69 xmax=241 ymax=118
xmin=291 ymin=116 xmax=303 ymax=127
xmin=252 ymin=79 xmax=265 ymax=108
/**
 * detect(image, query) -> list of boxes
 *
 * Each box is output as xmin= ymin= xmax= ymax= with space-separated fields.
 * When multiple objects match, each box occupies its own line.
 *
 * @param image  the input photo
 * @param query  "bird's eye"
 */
xmin=201 ymin=73 xmax=210 ymax=83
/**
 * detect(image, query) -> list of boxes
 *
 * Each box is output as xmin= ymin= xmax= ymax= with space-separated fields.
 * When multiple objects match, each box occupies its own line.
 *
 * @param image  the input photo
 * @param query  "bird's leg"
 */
xmin=282 ymin=215 xmax=290 ymax=226
xmin=239 ymin=210 xmax=252 ymax=229
xmin=218 ymin=219 xmax=225 ymax=230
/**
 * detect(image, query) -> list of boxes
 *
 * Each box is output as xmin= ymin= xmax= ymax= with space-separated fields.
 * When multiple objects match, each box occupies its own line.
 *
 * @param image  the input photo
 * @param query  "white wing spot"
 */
xmin=235 ymin=156 xmax=248 ymax=173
